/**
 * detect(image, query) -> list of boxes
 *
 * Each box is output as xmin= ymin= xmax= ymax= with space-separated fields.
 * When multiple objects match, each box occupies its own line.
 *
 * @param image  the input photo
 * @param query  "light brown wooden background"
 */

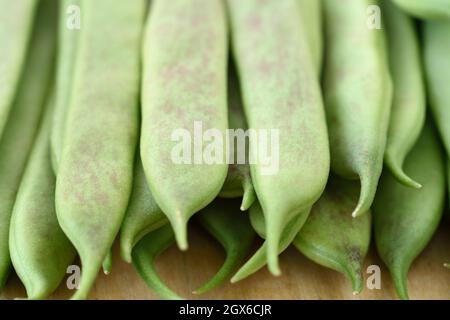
xmin=1 ymin=224 xmax=449 ymax=300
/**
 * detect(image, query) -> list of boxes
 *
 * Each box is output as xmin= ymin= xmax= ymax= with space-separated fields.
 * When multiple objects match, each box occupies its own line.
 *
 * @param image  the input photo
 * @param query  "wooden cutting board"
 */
xmin=1 ymin=223 xmax=449 ymax=300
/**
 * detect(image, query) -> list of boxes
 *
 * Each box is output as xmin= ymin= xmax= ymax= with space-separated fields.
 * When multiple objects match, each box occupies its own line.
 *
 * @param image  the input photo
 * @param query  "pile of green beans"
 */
xmin=0 ymin=0 xmax=449 ymax=300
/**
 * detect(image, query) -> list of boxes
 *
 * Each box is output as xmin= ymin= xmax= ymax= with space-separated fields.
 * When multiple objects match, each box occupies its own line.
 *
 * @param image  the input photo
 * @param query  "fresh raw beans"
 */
xmin=0 ymin=0 xmax=56 ymax=290
xmin=9 ymin=91 xmax=76 ymax=300
xmin=293 ymin=177 xmax=371 ymax=294
xmin=219 ymin=63 xmax=256 ymax=211
xmin=382 ymin=0 xmax=426 ymax=189
xmin=424 ymin=20 xmax=450 ymax=157
xmin=392 ymin=0 xmax=450 ymax=21
xmin=50 ymin=0 xmax=81 ymax=172
xmin=373 ymin=122 xmax=446 ymax=300
xmin=55 ymin=0 xmax=145 ymax=300
xmin=228 ymin=0 xmax=329 ymax=275
xmin=141 ymin=0 xmax=229 ymax=251
xmin=1 ymin=0 xmax=450 ymax=301
xmin=322 ymin=0 xmax=392 ymax=218
xmin=0 ymin=0 xmax=38 ymax=140
xmin=120 ymin=157 xmax=167 ymax=263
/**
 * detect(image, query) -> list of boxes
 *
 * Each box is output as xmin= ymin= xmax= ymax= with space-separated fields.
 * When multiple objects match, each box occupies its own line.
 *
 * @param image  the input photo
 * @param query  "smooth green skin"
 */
xmin=9 ymin=91 xmax=76 ymax=300
xmin=322 ymin=0 xmax=392 ymax=218
xmin=219 ymin=63 xmax=256 ymax=211
xmin=141 ymin=0 xmax=228 ymax=250
xmin=228 ymin=0 xmax=329 ymax=275
xmin=50 ymin=0 xmax=81 ymax=172
xmin=55 ymin=0 xmax=145 ymax=300
xmin=393 ymin=0 xmax=450 ymax=21
xmin=0 ymin=0 xmax=38 ymax=140
xmin=0 ymin=0 xmax=56 ymax=291
xmin=383 ymin=0 xmax=426 ymax=190
xmin=373 ymin=122 xmax=446 ymax=300
xmin=194 ymin=198 xmax=255 ymax=294
xmin=293 ymin=177 xmax=371 ymax=294
xmin=231 ymin=205 xmax=311 ymax=282
xmin=120 ymin=157 xmax=167 ymax=263
xmin=298 ymin=0 xmax=323 ymax=75
xmin=424 ymin=21 xmax=450 ymax=158
xmin=132 ymin=224 xmax=182 ymax=300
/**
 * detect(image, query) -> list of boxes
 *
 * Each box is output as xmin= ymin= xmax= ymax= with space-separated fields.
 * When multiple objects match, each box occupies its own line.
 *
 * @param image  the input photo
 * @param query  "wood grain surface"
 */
xmin=1 ymin=222 xmax=449 ymax=300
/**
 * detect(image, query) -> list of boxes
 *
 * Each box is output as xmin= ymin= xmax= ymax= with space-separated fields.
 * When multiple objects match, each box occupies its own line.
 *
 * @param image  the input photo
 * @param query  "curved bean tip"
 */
xmin=230 ymin=274 xmax=241 ymax=284
xmin=267 ymin=244 xmax=282 ymax=277
xmin=392 ymin=268 xmax=410 ymax=300
xmin=351 ymin=201 xmax=368 ymax=219
xmin=120 ymin=245 xmax=133 ymax=264
xmin=230 ymin=261 xmax=253 ymax=283
xmin=240 ymin=183 xmax=256 ymax=211
xmin=168 ymin=211 xmax=189 ymax=251
xmin=387 ymin=160 xmax=423 ymax=189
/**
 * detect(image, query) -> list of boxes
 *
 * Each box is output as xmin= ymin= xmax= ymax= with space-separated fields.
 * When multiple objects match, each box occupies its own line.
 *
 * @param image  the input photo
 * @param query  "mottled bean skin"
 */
xmin=55 ymin=0 xmax=145 ymax=300
xmin=393 ymin=0 xmax=450 ymax=21
xmin=424 ymin=20 xmax=450 ymax=157
xmin=0 ymin=0 xmax=38 ymax=139
xmin=51 ymin=0 xmax=81 ymax=172
xmin=194 ymin=199 xmax=255 ymax=294
xmin=323 ymin=0 xmax=392 ymax=217
xmin=228 ymin=0 xmax=329 ymax=275
xmin=9 ymin=92 xmax=76 ymax=300
xmin=373 ymin=122 xmax=446 ymax=300
xmin=0 ymin=0 xmax=56 ymax=290
xmin=120 ymin=157 xmax=167 ymax=263
xmin=132 ymin=224 xmax=181 ymax=300
xmin=293 ymin=177 xmax=371 ymax=294
xmin=141 ymin=0 xmax=228 ymax=250
xmin=219 ymin=64 xmax=256 ymax=211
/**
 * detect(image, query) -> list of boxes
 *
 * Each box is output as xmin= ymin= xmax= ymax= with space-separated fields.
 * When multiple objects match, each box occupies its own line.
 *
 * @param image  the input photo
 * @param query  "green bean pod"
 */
xmin=219 ymin=63 xmax=256 ymax=211
xmin=322 ymin=0 xmax=392 ymax=218
xmin=141 ymin=0 xmax=228 ymax=250
xmin=132 ymin=224 xmax=182 ymax=300
xmin=392 ymin=0 xmax=450 ymax=21
xmin=298 ymin=0 xmax=323 ymax=75
xmin=373 ymin=122 xmax=446 ymax=300
xmin=383 ymin=0 xmax=426 ymax=189
xmin=293 ymin=177 xmax=371 ymax=294
xmin=228 ymin=0 xmax=329 ymax=275
xmin=424 ymin=20 xmax=450 ymax=157
xmin=0 ymin=0 xmax=56 ymax=290
xmin=231 ymin=205 xmax=311 ymax=282
xmin=55 ymin=0 xmax=145 ymax=300
xmin=0 ymin=0 xmax=38 ymax=140
xmin=50 ymin=0 xmax=82 ymax=172
xmin=120 ymin=157 xmax=167 ymax=263
xmin=9 ymin=92 xmax=76 ymax=300
xmin=194 ymin=199 xmax=255 ymax=294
